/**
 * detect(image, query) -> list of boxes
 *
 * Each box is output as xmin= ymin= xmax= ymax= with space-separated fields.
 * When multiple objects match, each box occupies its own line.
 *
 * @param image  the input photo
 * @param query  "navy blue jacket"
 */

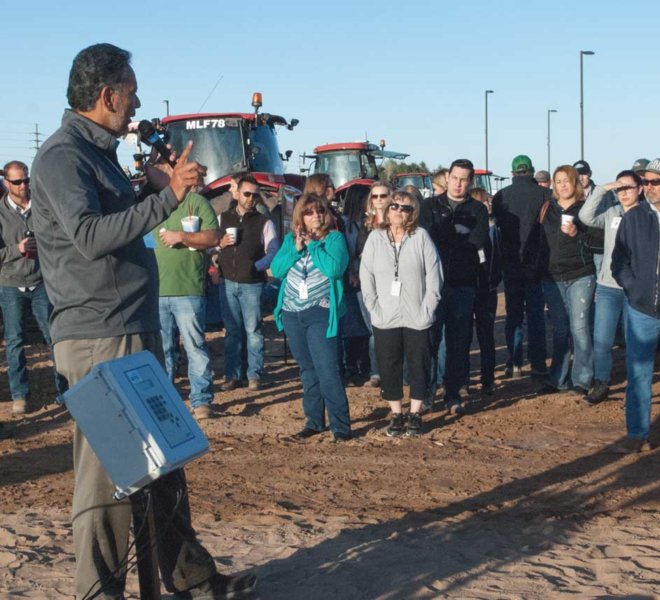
xmin=612 ymin=201 xmax=660 ymax=317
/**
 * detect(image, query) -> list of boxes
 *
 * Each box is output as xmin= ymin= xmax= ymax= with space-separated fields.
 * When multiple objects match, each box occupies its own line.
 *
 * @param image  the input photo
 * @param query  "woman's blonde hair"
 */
xmin=365 ymin=181 xmax=393 ymax=230
xmin=303 ymin=173 xmax=334 ymax=197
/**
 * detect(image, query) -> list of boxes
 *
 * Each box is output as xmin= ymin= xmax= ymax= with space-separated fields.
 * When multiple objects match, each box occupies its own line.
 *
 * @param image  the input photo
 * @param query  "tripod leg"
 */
xmin=131 ymin=488 xmax=161 ymax=600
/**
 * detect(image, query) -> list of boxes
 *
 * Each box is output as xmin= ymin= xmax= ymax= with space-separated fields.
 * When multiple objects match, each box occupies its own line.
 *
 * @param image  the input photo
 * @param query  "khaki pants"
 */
xmin=55 ymin=333 xmax=216 ymax=599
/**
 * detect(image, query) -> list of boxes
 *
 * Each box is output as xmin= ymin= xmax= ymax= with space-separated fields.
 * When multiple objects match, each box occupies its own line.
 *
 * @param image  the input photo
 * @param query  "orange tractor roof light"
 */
xmin=252 ymin=92 xmax=263 ymax=113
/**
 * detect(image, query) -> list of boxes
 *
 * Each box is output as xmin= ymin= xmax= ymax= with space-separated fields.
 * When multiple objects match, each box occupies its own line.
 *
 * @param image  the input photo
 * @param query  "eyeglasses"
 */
xmin=389 ymin=203 xmax=414 ymax=213
xmin=615 ymin=185 xmax=639 ymax=194
xmin=303 ymin=207 xmax=326 ymax=216
xmin=241 ymin=191 xmax=258 ymax=198
xmin=642 ymin=179 xmax=660 ymax=187
xmin=371 ymin=193 xmax=390 ymax=199
xmin=6 ymin=177 xmax=29 ymax=186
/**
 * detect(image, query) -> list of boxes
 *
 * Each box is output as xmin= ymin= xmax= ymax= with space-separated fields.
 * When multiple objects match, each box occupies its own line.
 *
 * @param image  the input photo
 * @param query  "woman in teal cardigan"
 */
xmin=271 ymin=194 xmax=351 ymax=441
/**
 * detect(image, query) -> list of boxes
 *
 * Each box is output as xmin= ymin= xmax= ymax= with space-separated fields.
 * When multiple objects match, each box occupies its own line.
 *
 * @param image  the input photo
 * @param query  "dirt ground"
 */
xmin=0 ymin=295 xmax=658 ymax=599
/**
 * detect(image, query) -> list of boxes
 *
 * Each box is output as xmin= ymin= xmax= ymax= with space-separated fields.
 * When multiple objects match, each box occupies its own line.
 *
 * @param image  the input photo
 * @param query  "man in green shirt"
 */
xmin=155 ymin=191 xmax=220 ymax=419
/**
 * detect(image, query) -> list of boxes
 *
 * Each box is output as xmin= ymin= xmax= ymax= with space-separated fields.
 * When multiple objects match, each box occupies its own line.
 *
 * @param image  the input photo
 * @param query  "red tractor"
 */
xmin=391 ymin=172 xmax=433 ymax=197
xmin=473 ymin=169 xmax=508 ymax=196
xmin=134 ymin=93 xmax=303 ymax=233
xmin=303 ymin=140 xmax=409 ymax=208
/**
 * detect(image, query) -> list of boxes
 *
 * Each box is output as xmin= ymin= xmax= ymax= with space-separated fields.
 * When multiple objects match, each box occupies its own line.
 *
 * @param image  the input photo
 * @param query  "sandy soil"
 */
xmin=0 ymin=296 xmax=659 ymax=599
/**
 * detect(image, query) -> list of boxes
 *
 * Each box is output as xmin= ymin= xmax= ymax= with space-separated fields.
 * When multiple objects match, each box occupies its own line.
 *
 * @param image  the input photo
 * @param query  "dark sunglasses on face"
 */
xmin=371 ymin=193 xmax=390 ymax=199
xmin=389 ymin=203 xmax=414 ymax=213
xmin=303 ymin=207 xmax=326 ymax=216
xmin=7 ymin=177 xmax=30 ymax=186
xmin=642 ymin=179 xmax=660 ymax=187
xmin=241 ymin=190 xmax=258 ymax=198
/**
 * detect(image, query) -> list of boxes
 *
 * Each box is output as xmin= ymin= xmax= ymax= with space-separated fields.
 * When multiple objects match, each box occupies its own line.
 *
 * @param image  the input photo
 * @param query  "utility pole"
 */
xmin=579 ymin=50 xmax=595 ymax=160
xmin=32 ymin=123 xmax=43 ymax=157
xmin=547 ymin=109 xmax=557 ymax=172
xmin=485 ymin=90 xmax=494 ymax=171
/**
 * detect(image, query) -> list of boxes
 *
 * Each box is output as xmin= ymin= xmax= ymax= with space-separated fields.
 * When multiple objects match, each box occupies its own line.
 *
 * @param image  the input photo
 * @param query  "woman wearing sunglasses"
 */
xmin=359 ymin=190 xmax=442 ymax=437
xmin=355 ymin=182 xmax=394 ymax=388
xmin=271 ymin=194 xmax=351 ymax=441
xmin=578 ymin=170 xmax=643 ymax=405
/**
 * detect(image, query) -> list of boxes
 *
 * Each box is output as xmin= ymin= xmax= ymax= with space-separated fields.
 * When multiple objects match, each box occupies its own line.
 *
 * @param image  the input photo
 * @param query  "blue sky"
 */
xmin=1 ymin=1 xmax=657 ymax=184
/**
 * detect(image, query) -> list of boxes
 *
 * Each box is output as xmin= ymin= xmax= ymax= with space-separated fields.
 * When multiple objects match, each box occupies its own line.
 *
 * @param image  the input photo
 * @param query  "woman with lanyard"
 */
xmin=360 ymin=190 xmax=442 ymax=437
xmin=356 ymin=181 xmax=394 ymax=388
xmin=271 ymin=194 xmax=352 ymax=441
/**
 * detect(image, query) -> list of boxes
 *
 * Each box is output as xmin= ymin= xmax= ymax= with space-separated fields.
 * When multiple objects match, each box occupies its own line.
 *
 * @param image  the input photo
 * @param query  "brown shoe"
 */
xmin=193 ymin=404 xmax=213 ymax=420
xmin=610 ymin=437 xmax=652 ymax=454
xmin=220 ymin=379 xmax=242 ymax=392
xmin=248 ymin=379 xmax=261 ymax=391
xmin=12 ymin=398 xmax=27 ymax=416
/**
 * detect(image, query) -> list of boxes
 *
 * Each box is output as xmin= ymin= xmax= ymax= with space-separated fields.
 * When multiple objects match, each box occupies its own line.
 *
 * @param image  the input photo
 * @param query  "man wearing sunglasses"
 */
xmin=217 ymin=175 xmax=279 ymax=392
xmin=0 ymin=161 xmax=67 ymax=415
xmin=611 ymin=158 xmax=660 ymax=454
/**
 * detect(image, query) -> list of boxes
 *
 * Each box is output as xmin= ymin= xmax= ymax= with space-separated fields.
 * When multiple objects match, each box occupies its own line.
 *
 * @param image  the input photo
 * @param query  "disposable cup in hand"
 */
xmin=181 ymin=216 xmax=200 ymax=251
xmin=226 ymin=227 xmax=239 ymax=244
xmin=561 ymin=215 xmax=574 ymax=227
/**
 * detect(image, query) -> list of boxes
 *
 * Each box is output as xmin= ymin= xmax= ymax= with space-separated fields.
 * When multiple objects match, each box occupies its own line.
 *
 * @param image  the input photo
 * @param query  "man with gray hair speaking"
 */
xmin=31 ymin=43 xmax=256 ymax=599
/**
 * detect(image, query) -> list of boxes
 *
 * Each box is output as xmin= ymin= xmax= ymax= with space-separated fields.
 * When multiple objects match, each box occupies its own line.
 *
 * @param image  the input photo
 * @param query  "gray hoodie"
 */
xmin=578 ymin=185 xmax=627 ymax=289
xmin=359 ymin=227 xmax=442 ymax=330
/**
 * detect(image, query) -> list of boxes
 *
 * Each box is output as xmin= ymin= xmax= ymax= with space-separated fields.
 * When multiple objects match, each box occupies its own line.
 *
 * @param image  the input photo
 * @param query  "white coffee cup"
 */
xmin=181 ymin=216 xmax=200 ymax=251
xmin=561 ymin=214 xmax=574 ymax=227
xmin=226 ymin=227 xmax=239 ymax=244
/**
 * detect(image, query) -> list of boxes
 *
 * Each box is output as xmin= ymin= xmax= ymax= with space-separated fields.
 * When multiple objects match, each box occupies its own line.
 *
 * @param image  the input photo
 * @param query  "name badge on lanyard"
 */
xmin=389 ymin=232 xmax=406 ymax=297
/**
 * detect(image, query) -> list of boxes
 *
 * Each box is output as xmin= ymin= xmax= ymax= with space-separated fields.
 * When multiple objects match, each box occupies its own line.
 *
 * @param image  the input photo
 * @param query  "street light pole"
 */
xmin=163 ymin=99 xmax=170 ymax=116
xmin=485 ymin=90 xmax=494 ymax=171
xmin=579 ymin=50 xmax=594 ymax=160
xmin=547 ymin=109 xmax=557 ymax=173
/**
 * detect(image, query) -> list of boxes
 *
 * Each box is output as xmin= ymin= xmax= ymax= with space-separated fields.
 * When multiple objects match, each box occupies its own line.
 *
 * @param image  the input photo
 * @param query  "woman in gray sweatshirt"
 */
xmin=578 ymin=169 xmax=643 ymax=405
xmin=359 ymin=190 xmax=442 ymax=438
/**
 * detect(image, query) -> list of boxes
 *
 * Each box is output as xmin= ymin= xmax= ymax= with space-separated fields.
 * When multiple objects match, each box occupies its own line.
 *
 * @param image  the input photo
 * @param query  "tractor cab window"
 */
xmin=249 ymin=124 xmax=284 ymax=175
xmin=361 ymin=153 xmax=378 ymax=180
xmin=164 ymin=118 xmax=245 ymax=185
xmin=313 ymin=151 xmax=364 ymax=188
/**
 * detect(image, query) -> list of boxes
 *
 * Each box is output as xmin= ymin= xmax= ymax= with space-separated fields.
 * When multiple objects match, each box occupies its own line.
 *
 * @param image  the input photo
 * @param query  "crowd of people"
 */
xmin=0 ymin=41 xmax=658 ymax=599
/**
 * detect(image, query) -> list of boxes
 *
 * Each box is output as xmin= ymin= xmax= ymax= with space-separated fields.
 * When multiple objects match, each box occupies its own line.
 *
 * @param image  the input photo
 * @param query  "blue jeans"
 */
xmin=624 ymin=305 xmax=658 ymax=440
xmin=282 ymin=307 xmax=351 ymax=436
xmin=159 ymin=296 xmax=213 ymax=407
xmin=0 ymin=283 xmax=67 ymax=400
xmin=435 ymin=330 xmax=446 ymax=384
xmin=503 ymin=266 xmax=547 ymax=371
xmin=543 ymin=275 xmax=595 ymax=390
xmin=436 ymin=286 xmax=476 ymax=402
xmin=218 ymin=280 xmax=264 ymax=381
xmin=593 ymin=284 xmax=626 ymax=382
